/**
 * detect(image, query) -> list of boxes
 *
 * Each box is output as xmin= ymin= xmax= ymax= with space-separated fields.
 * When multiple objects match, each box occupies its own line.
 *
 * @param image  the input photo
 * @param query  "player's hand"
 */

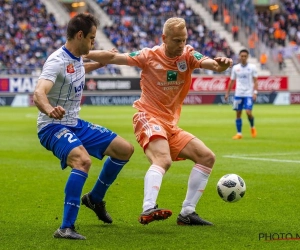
xmin=253 ymin=93 xmax=257 ymax=102
xmin=214 ymin=57 xmax=233 ymax=68
xmin=48 ymin=106 xmax=65 ymax=120
xmin=109 ymin=48 xmax=118 ymax=53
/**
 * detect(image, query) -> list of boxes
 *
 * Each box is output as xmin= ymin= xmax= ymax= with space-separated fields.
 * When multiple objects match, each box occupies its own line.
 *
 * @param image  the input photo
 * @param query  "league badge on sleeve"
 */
xmin=193 ymin=51 xmax=204 ymax=60
xmin=177 ymin=60 xmax=187 ymax=72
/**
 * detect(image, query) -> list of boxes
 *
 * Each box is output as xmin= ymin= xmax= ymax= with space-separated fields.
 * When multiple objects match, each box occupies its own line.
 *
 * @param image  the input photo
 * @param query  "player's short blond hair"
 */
xmin=163 ymin=17 xmax=186 ymax=36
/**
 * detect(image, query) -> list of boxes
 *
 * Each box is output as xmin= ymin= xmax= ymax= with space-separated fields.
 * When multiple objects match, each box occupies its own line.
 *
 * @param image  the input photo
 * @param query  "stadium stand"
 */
xmin=198 ymin=0 xmax=300 ymax=77
xmin=95 ymin=0 xmax=237 ymax=75
xmin=0 ymin=0 xmax=121 ymax=76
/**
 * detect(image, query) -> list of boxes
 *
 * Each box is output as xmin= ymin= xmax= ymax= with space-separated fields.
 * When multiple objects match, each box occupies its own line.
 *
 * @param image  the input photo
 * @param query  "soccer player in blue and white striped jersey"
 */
xmin=225 ymin=49 xmax=258 ymax=139
xmin=33 ymin=13 xmax=134 ymax=240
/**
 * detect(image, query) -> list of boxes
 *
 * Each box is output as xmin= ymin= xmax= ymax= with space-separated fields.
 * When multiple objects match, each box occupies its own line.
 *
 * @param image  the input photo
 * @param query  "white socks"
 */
xmin=180 ymin=164 xmax=212 ymax=216
xmin=143 ymin=165 xmax=165 ymax=211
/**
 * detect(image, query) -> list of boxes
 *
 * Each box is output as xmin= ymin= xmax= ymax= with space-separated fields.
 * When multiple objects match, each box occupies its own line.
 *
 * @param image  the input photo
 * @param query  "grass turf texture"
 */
xmin=0 ymin=105 xmax=299 ymax=250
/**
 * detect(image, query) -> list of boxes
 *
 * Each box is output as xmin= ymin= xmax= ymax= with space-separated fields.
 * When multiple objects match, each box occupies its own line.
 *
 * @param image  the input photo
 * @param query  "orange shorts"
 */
xmin=133 ymin=112 xmax=195 ymax=161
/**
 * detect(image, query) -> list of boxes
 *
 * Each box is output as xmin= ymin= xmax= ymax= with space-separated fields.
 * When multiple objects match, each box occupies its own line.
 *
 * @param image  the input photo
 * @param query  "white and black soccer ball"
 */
xmin=217 ymin=174 xmax=246 ymax=202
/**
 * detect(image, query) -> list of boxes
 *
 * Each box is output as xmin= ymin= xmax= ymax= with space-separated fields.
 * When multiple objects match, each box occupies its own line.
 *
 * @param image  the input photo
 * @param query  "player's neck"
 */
xmin=65 ymin=42 xmax=81 ymax=57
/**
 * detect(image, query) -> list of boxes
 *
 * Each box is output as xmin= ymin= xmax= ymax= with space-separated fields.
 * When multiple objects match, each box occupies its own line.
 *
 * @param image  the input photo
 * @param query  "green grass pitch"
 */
xmin=0 ymin=104 xmax=300 ymax=250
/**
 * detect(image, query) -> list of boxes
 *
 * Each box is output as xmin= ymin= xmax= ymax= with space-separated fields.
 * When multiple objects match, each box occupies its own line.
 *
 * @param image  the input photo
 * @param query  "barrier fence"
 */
xmin=0 ymin=75 xmax=297 ymax=106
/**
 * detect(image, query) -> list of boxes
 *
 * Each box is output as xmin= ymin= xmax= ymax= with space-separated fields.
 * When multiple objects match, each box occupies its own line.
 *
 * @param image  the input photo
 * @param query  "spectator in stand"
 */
xmin=100 ymin=0 xmax=236 ymax=75
xmin=209 ymin=1 xmax=219 ymax=21
xmin=259 ymin=52 xmax=268 ymax=70
xmin=231 ymin=23 xmax=239 ymax=41
xmin=277 ymin=51 xmax=285 ymax=70
xmin=0 ymin=0 xmax=121 ymax=75
xmin=248 ymin=32 xmax=257 ymax=57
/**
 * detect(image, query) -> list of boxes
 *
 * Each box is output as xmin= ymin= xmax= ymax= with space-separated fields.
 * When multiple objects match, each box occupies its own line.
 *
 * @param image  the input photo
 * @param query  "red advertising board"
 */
xmin=190 ymin=76 xmax=288 ymax=92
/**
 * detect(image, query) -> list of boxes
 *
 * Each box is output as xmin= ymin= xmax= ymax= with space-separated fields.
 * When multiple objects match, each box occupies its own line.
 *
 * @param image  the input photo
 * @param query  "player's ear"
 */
xmin=162 ymin=34 xmax=166 ymax=43
xmin=77 ymin=30 xmax=84 ymax=40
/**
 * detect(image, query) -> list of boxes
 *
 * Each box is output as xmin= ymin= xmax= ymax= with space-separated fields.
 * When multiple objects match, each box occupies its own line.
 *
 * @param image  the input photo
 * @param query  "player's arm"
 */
xmin=253 ymin=76 xmax=258 ymax=101
xmin=84 ymin=61 xmax=106 ymax=74
xmin=225 ymin=79 xmax=235 ymax=101
xmin=201 ymin=57 xmax=233 ymax=72
xmin=33 ymin=79 xmax=65 ymax=120
xmin=85 ymin=50 xmax=128 ymax=65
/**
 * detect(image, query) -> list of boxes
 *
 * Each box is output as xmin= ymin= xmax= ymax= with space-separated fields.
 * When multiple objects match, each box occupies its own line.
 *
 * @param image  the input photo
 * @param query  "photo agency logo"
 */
xmin=259 ymin=232 xmax=300 ymax=241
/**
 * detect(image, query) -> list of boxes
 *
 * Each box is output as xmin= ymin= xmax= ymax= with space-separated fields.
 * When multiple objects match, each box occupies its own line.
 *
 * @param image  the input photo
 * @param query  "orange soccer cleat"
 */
xmin=251 ymin=127 xmax=257 ymax=138
xmin=232 ymin=134 xmax=243 ymax=140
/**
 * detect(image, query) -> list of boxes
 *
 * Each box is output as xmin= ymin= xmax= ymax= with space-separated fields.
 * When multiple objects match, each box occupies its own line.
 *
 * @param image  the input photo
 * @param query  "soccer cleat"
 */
xmin=53 ymin=226 xmax=86 ymax=240
xmin=138 ymin=205 xmax=172 ymax=225
xmin=232 ymin=134 xmax=242 ymax=140
xmin=81 ymin=193 xmax=113 ymax=223
xmin=251 ymin=127 xmax=257 ymax=138
xmin=177 ymin=212 xmax=213 ymax=226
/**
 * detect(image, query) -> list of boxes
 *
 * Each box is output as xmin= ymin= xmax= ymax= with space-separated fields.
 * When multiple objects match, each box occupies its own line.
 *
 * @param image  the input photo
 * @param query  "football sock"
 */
xmin=181 ymin=164 xmax=212 ymax=216
xmin=248 ymin=116 xmax=254 ymax=127
xmin=143 ymin=165 xmax=165 ymax=211
xmin=236 ymin=118 xmax=242 ymax=133
xmin=61 ymin=169 xmax=87 ymax=229
xmin=90 ymin=157 xmax=128 ymax=203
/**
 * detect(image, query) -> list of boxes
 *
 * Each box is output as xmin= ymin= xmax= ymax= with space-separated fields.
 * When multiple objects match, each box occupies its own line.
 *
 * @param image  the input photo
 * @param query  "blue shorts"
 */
xmin=38 ymin=119 xmax=117 ymax=169
xmin=233 ymin=96 xmax=253 ymax=111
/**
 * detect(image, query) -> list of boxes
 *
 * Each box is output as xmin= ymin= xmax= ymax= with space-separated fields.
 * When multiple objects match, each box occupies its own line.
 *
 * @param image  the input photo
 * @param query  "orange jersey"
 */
xmin=125 ymin=44 xmax=208 ymax=126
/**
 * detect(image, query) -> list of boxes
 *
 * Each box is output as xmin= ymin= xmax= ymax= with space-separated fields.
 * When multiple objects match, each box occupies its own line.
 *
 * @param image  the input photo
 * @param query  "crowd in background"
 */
xmin=3 ymin=0 xmax=300 ymax=75
xmin=99 ymin=0 xmax=236 ymax=75
xmin=0 ymin=0 xmax=120 ymax=75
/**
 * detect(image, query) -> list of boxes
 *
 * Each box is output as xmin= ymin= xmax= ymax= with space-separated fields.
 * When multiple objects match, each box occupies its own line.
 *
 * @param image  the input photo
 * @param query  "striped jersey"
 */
xmin=230 ymin=63 xmax=258 ymax=97
xmin=37 ymin=46 xmax=85 ymax=131
xmin=126 ymin=44 xmax=208 ymax=126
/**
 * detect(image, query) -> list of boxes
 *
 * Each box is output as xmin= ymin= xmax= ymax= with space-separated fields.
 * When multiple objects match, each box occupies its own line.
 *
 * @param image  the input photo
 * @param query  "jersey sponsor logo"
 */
xmin=176 ymin=60 xmax=187 ymax=72
xmin=193 ymin=51 xmax=204 ymax=60
xmin=167 ymin=70 xmax=178 ymax=81
xmin=129 ymin=51 xmax=140 ymax=57
xmin=74 ymin=81 xmax=85 ymax=93
xmin=154 ymin=63 xmax=163 ymax=69
xmin=66 ymin=63 xmax=75 ymax=73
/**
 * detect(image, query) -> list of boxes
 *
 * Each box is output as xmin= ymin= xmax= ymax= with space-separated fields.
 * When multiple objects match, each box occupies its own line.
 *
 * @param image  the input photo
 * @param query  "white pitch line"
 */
xmin=223 ymin=155 xmax=300 ymax=164
xmin=233 ymin=153 xmax=299 ymax=157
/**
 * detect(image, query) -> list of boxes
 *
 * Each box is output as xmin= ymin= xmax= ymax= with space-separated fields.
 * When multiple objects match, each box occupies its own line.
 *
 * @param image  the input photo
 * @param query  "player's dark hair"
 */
xmin=66 ymin=13 xmax=100 ymax=39
xmin=239 ymin=49 xmax=249 ymax=55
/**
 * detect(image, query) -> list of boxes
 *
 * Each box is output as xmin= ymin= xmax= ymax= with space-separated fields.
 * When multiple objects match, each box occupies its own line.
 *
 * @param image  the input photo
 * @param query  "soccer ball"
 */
xmin=217 ymin=174 xmax=246 ymax=202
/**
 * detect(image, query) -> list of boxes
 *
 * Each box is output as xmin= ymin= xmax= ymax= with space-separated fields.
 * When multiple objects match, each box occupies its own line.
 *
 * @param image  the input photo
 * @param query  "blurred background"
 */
xmin=0 ymin=0 xmax=299 ymax=106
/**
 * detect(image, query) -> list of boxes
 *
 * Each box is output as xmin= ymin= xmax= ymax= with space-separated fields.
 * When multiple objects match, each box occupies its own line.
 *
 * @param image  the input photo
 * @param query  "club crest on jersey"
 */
xmin=176 ymin=60 xmax=187 ymax=72
xmin=66 ymin=63 xmax=75 ymax=73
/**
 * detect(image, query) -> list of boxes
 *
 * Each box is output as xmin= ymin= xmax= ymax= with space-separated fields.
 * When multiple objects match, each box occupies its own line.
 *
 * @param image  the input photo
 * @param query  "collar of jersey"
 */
xmin=62 ymin=46 xmax=81 ymax=61
xmin=240 ymin=63 xmax=248 ymax=67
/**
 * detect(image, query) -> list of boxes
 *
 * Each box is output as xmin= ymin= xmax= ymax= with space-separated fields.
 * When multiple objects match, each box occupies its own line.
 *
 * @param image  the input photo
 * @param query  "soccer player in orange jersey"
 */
xmin=86 ymin=17 xmax=232 ymax=226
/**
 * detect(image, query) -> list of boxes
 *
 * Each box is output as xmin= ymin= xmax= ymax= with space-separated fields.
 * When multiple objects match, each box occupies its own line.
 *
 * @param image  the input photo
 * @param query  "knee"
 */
xmin=126 ymin=143 xmax=134 ymax=159
xmin=207 ymin=151 xmax=216 ymax=167
xmin=69 ymin=155 xmax=92 ymax=173
xmin=200 ymin=150 xmax=216 ymax=168
xmin=120 ymin=142 xmax=134 ymax=160
xmin=156 ymin=155 xmax=172 ymax=171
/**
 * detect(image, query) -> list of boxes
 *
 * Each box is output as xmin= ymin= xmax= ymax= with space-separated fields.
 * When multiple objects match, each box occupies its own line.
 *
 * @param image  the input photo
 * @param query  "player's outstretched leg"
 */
xmin=177 ymin=212 xmax=213 ymax=226
xmin=81 ymin=193 xmax=113 ymax=223
xmin=138 ymin=205 xmax=172 ymax=225
xmin=53 ymin=226 xmax=86 ymax=240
